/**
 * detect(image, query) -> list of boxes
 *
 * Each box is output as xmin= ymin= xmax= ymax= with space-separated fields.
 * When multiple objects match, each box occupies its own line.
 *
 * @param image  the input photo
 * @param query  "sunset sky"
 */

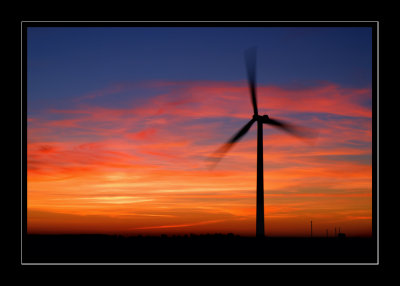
xmin=27 ymin=26 xmax=373 ymax=237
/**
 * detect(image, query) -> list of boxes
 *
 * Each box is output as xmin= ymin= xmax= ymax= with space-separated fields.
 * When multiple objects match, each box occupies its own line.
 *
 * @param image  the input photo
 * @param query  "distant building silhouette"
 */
xmin=338 ymin=227 xmax=346 ymax=238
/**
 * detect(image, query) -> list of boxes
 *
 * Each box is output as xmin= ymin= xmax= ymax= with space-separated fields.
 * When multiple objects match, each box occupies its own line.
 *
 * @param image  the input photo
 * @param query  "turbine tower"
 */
xmin=209 ymin=47 xmax=316 ymax=238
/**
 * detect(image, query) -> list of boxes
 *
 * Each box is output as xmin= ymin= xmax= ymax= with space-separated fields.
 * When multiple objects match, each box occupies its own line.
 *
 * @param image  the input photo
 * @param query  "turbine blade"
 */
xmin=207 ymin=118 xmax=256 ymax=169
xmin=244 ymin=47 xmax=258 ymax=115
xmin=263 ymin=116 xmax=318 ymax=140
xmin=227 ymin=118 xmax=257 ymax=145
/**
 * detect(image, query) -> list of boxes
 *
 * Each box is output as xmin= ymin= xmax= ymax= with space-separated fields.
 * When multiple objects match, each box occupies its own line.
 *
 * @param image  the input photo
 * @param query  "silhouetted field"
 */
xmin=23 ymin=234 xmax=377 ymax=263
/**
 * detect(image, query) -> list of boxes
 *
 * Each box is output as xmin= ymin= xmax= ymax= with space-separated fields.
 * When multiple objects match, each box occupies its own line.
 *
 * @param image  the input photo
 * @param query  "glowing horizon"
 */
xmin=27 ymin=79 xmax=372 ymax=237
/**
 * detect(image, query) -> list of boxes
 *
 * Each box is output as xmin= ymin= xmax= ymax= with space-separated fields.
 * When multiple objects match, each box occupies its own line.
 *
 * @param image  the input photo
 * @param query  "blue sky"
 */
xmin=28 ymin=27 xmax=372 ymax=113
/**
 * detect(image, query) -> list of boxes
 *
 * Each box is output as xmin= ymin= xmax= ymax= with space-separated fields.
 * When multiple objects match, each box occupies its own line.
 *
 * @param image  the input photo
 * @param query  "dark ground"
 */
xmin=22 ymin=234 xmax=377 ymax=264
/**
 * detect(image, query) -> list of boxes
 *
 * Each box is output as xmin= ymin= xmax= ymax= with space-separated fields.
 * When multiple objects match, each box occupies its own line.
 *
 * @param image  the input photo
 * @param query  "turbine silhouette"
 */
xmin=208 ymin=47 xmax=317 ymax=238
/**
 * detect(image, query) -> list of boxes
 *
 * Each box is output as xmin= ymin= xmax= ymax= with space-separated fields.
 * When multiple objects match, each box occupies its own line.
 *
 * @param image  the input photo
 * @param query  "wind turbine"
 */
xmin=209 ymin=47 xmax=316 ymax=238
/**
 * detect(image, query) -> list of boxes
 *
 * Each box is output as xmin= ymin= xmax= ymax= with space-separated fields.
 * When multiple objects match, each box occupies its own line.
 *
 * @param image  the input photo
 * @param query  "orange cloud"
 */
xmin=27 ymin=80 xmax=373 ymax=237
xmin=134 ymin=219 xmax=225 ymax=230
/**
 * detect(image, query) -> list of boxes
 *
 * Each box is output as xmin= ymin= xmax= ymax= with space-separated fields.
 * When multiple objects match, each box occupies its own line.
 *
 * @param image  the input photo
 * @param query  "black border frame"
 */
xmin=20 ymin=21 xmax=379 ymax=266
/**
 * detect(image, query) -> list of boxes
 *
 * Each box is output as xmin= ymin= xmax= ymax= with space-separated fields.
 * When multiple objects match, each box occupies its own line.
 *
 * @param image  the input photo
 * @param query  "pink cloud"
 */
xmin=126 ymin=127 xmax=157 ymax=140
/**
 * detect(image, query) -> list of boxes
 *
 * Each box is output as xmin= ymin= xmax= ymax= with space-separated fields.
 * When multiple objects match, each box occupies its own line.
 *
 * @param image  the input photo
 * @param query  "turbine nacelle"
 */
xmin=253 ymin=114 xmax=270 ymax=122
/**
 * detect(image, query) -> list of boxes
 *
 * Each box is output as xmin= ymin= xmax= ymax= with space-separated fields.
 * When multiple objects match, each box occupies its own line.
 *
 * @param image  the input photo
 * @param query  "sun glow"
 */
xmin=27 ymin=79 xmax=372 ymax=237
